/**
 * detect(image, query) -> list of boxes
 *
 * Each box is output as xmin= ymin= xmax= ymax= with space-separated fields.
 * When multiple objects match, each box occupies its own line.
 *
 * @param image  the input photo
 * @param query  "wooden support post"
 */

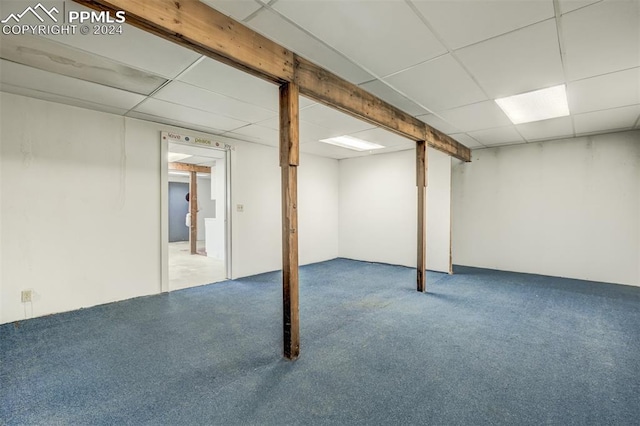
xmin=280 ymin=82 xmax=300 ymax=360
xmin=417 ymin=141 xmax=428 ymax=292
xmin=189 ymin=171 xmax=198 ymax=255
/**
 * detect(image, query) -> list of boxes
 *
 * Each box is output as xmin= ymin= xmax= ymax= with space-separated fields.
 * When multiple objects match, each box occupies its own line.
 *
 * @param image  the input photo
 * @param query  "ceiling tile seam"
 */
xmin=129 ymin=112 xmax=227 ymax=135
xmin=0 ymin=82 xmax=129 ymax=112
xmin=123 ymin=55 xmax=206 ymax=117
xmin=632 ymin=112 xmax=640 ymax=128
xmin=451 ymin=133 xmax=487 ymax=148
xmin=572 ymin=103 xmax=640 ymax=118
xmin=403 ymin=0 xmax=495 ymax=112
xmin=243 ymin=5 xmax=266 ymax=22
xmin=252 ymin=3 xmax=380 ymax=84
xmin=567 ymin=65 xmax=640 ymax=84
xmin=449 ymin=16 xmax=558 ymax=52
xmin=560 ymin=0 xmax=605 ymax=16
xmin=175 ymin=78 xmax=279 ymax=114
xmin=0 ymin=56 xmax=165 ymax=97
xmin=136 ymin=96 xmax=254 ymax=126
xmin=22 ymin=32 xmax=174 ymax=82
xmin=553 ymin=0 xmax=577 ymax=138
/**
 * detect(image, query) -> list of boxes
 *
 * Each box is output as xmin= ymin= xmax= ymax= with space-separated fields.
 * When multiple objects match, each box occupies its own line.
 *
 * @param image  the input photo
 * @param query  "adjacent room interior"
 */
xmin=0 ymin=0 xmax=638 ymax=424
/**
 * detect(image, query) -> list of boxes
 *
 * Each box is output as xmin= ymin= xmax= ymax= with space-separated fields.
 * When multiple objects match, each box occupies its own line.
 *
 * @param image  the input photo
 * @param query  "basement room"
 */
xmin=1 ymin=0 xmax=639 ymax=424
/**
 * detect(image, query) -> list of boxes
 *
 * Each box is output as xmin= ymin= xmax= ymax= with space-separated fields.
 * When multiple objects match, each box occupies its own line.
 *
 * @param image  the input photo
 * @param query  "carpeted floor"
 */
xmin=1 ymin=258 xmax=639 ymax=425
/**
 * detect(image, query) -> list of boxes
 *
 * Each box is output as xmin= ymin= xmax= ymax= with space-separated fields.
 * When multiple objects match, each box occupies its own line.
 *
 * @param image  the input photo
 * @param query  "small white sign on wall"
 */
xmin=161 ymin=131 xmax=234 ymax=150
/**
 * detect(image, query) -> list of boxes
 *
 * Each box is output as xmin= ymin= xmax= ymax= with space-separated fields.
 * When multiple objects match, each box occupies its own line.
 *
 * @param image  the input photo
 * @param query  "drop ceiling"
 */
xmin=0 ymin=0 xmax=638 ymax=159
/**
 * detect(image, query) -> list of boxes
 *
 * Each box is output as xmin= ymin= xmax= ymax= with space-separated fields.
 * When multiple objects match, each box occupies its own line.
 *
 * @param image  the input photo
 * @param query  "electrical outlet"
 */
xmin=21 ymin=290 xmax=32 ymax=303
xmin=237 ymin=204 xmax=244 ymax=212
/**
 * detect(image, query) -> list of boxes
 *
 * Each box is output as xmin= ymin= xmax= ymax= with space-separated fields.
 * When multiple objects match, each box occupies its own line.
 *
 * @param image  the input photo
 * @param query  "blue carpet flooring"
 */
xmin=2 ymin=258 xmax=639 ymax=425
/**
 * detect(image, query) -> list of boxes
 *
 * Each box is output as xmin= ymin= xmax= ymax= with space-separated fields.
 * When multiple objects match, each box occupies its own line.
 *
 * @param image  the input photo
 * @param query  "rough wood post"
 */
xmin=417 ymin=141 xmax=428 ymax=292
xmin=189 ymin=171 xmax=198 ymax=255
xmin=280 ymin=82 xmax=300 ymax=360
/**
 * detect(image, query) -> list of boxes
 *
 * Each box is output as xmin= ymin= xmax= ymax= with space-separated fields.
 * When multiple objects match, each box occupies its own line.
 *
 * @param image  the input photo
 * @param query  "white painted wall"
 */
xmin=229 ymin=141 xmax=340 ymax=278
xmin=0 ymin=93 xmax=162 ymax=324
xmin=338 ymin=148 xmax=452 ymax=272
xmin=452 ymin=130 xmax=640 ymax=286
xmin=0 ymin=93 xmax=341 ymax=323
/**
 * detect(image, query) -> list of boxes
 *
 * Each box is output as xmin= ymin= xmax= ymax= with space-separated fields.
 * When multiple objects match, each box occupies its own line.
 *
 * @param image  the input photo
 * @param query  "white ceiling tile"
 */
xmin=134 ymin=98 xmax=249 ymax=132
xmin=359 ymin=80 xmax=430 ymax=116
xmin=272 ymin=0 xmax=446 ymax=76
xmin=0 ymin=60 xmax=145 ymax=110
xmin=468 ymin=126 xmax=525 ymax=146
xmin=558 ymin=0 xmax=602 ymax=15
xmin=246 ymin=8 xmax=374 ymax=84
xmin=154 ymin=81 xmax=275 ymax=123
xmin=434 ymin=100 xmax=511 ymax=132
xmin=385 ymin=54 xmax=487 ymax=112
xmin=346 ymin=128 xmax=413 ymax=148
xmin=1 ymin=83 xmax=129 ymax=116
xmin=411 ymin=0 xmax=555 ymax=50
xmin=256 ymin=117 xmax=335 ymax=143
xmin=300 ymin=104 xmax=375 ymax=135
xmin=299 ymin=141 xmax=364 ymax=160
xmin=567 ymin=67 xmax=640 ymax=114
xmin=40 ymin=4 xmax=200 ymax=79
xmin=448 ymin=133 xmax=485 ymax=149
xmin=573 ymin=104 xmax=640 ymax=135
xmin=201 ymin=0 xmax=262 ymax=21
xmin=222 ymin=124 xmax=279 ymax=147
xmin=0 ymin=35 xmax=166 ymax=95
xmin=127 ymin=111 xmax=227 ymax=135
xmin=416 ymin=114 xmax=461 ymax=135
xmin=516 ymin=116 xmax=574 ymax=141
xmin=456 ymin=19 xmax=565 ymax=98
xmin=561 ymin=0 xmax=640 ymax=81
xmin=179 ymin=57 xmax=278 ymax=111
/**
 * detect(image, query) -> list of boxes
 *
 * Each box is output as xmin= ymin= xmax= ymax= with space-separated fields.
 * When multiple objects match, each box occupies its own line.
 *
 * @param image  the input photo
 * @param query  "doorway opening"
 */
xmin=164 ymin=139 xmax=230 ymax=291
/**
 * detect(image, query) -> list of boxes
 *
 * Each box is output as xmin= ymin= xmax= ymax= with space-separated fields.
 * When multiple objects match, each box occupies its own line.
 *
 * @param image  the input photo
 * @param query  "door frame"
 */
xmin=160 ymin=132 xmax=232 ymax=292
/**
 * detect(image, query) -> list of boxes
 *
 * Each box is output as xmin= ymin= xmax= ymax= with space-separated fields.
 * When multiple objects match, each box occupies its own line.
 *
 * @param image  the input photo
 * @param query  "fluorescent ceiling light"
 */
xmin=319 ymin=135 xmax=385 ymax=151
xmin=168 ymin=171 xmax=190 ymax=177
xmin=168 ymin=152 xmax=192 ymax=162
xmin=495 ymin=85 xmax=570 ymax=125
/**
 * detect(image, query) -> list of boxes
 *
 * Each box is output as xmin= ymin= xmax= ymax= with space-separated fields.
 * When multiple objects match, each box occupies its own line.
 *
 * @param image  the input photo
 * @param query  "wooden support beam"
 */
xmin=416 ymin=141 xmax=427 ymax=293
xmin=169 ymin=162 xmax=211 ymax=174
xmin=189 ymin=171 xmax=198 ymax=255
xmin=73 ymin=0 xmax=471 ymax=162
xmin=280 ymin=82 xmax=300 ymax=360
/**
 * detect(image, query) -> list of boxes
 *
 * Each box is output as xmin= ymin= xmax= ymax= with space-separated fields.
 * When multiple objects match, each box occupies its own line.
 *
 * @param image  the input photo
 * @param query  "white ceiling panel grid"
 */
xmin=359 ymin=80 xmax=430 ymax=117
xmin=178 ymin=57 xmax=279 ymax=111
xmin=200 ymin=0 xmax=263 ymax=21
xmin=410 ymin=0 xmax=555 ymax=50
xmin=516 ymin=116 xmax=574 ymax=142
xmin=0 ymin=59 xmax=145 ymax=111
xmin=561 ymin=0 xmax=640 ymax=81
xmin=573 ymin=104 xmax=640 ymax=135
xmin=153 ymin=81 xmax=276 ymax=123
xmin=468 ymin=126 xmax=525 ymax=147
xmin=384 ymin=54 xmax=487 ymax=112
xmin=435 ymin=100 xmax=512 ymax=133
xmin=567 ymin=67 xmax=640 ymax=115
xmin=299 ymin=103 xmax=375 ymax=135
xmin=135 ymin=98 xmax=250 ymax=133
xmin=272 ymin=0 xmax=447 ymax=77
xmin=40 ymin=4 xmax=201 ymax=79
xmin=245 ymin=8 xmax=374 ymax=84
xmin=455 ymin=19 xmax=565 ymax=98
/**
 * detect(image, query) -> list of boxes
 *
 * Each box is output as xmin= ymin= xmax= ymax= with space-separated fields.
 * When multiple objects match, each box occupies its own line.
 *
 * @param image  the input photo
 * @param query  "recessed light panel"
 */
xmin=495 ymin=85 xmax=570 ymax=124
xmin=319 ymin=135 xmax=385 ymax=151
